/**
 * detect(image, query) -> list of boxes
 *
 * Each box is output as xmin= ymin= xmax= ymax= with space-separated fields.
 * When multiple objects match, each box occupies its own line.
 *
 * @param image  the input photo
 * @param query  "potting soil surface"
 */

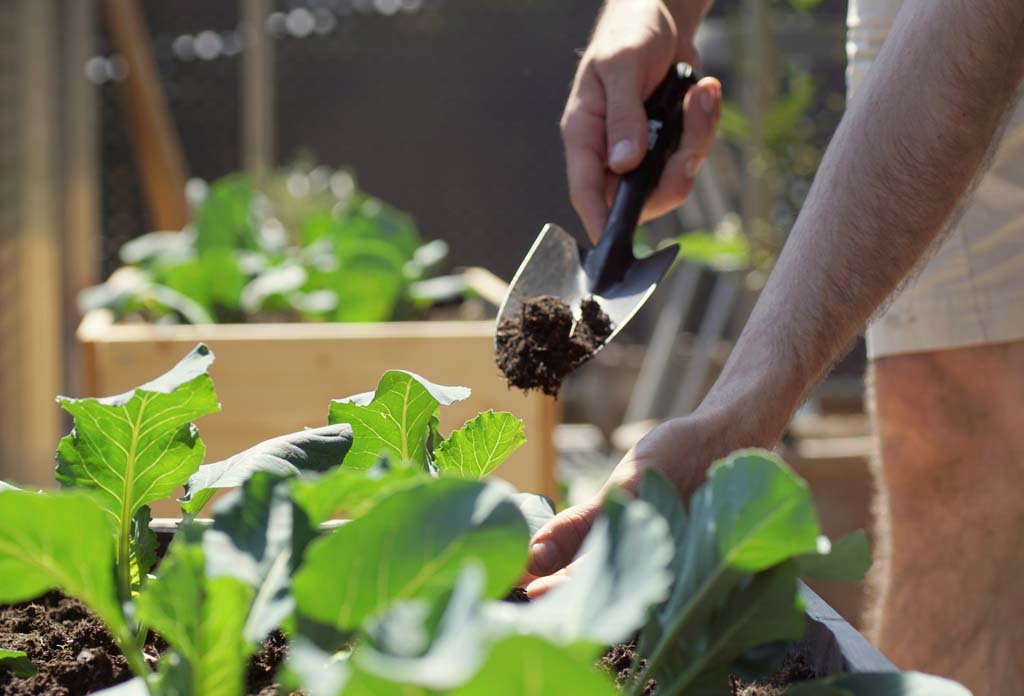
xmin=600 ymin=640 xmax=817 ymax=695
xmin=495 ymin=294 xmax=614 ymax=396
xmin=0 ymin=593 xmax=293 ymax=696
xmin=1 ymin=591 xmax=816 ymax=695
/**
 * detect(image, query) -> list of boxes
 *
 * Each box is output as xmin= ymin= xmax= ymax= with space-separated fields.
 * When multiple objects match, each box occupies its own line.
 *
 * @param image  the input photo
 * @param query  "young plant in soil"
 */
xmin=0 ymin=346 xmax=970 ymax=696
xmin=79 ymin=166 xmax=456 ymax=325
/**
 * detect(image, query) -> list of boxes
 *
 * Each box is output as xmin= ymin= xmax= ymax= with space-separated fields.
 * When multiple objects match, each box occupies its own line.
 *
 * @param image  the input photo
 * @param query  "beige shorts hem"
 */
xmin=866 ymin=292 xmax=1024 ymax=358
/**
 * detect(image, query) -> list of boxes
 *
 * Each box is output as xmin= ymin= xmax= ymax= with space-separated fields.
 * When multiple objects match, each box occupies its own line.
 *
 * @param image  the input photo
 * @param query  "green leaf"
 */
xmin=291 ymin=455 xmax=427 ymax=525
xmin=634 ymin=451 xmax=821 ymax=693
xmin=129 ymin=506 xmax=158 ymax=591
xmin=433 ymin=411 xmax=525 ymax=479
xmin=284 ymin=637 xmax=351 ymax=696
xmin=0 ymin=649 xmax=36 ymax=678
xmin=136 ymin=540 xmax=255 ymax=696
xmin=512 ymin=493 xmax=555 ymax=538
xmin=195 ymin=175 xmax=257 ymax=253
xmin=356 ymin=565 xmax=489 ymax=690
xmin=294 ymin=478 xmax=528 ymax=633
xmin=91 ymin=677 xmax=152 ymax=695
xmin=486 ymin=493 xmax=673 ymax=648
xmin=674 ymin=229 xmax=751 ymax=272
xmin=656 ymin=563 xmax=806 ymax=694
xmin=55 ymin=344 xmax=219 ymax=591
xmin=202 ymin=472 xmax=317 ymax=643
xmin=328 ymin=371 xmax=470 ymax=470
xmin=711 ymin=450 xmax=820 ymax=571
xmin=799 ymin=530 xmax=872 ymax=582
xmin=0 ymin=490 xmax=129 ymax=649
xmin=240 ymin=263 xmax=308 ymax=315
xmin=182 ymin=423 xmax=353 ymax=515
xmin=331 ymin=252 xmax=406 ymax=323
xmin=787 ymin=671 xmax=972 ymax=696
xmin=450 ymin=636 xmax=619 ymax=696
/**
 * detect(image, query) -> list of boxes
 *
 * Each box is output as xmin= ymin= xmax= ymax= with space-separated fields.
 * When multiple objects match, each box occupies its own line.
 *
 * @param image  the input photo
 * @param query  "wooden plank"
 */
xmin=241 ymin=0 xmax=274 ymax=183
xmin=77 ymin=312 xmax=558 ymax=514
xmin=102 ymin=0 xmax=189 ymax=230
xmin=62 ymin=0 xmax=100 ymax=400
xmin=9 ymin=0 xmax=63 ymax=488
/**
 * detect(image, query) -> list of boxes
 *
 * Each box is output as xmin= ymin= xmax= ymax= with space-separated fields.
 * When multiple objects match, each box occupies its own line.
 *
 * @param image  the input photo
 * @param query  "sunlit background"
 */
xmin=0 ymin=0 xmax=868 ymax=622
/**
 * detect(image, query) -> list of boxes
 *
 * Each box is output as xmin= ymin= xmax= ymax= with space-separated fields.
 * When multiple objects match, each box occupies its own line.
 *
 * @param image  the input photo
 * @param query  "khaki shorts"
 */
xmin=848 ymin=0 xmax=1024 ymax=359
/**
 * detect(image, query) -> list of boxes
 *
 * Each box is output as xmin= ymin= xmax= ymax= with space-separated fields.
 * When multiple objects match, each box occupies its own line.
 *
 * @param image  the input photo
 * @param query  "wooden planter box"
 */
xmin=797 ymin=581 xmax=894 ymax=675
xmin=77 ymin=310 xmax=558 ymax=515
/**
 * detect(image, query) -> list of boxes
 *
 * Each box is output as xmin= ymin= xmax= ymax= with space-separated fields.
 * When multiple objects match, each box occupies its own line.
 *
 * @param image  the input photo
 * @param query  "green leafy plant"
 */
xmin=80 ymin=165 xmax=459 ymax=325
xmin=0 ymin=649 xmax=37 ymax=678
xmin=0 ymin=347 xmax=970 ymax=696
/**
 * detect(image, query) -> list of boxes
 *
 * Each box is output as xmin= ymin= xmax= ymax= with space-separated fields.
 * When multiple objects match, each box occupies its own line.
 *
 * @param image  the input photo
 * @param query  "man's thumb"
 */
xmin=527 ymin=501 xmax=601 ymax=576
xmin=603 ymin=65 xmax=648 ymax=174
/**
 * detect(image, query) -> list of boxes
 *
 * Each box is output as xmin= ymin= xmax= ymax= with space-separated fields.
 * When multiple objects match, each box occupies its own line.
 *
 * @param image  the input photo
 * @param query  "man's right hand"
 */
xmin=563 ymin=0 xmax=722 ymax=244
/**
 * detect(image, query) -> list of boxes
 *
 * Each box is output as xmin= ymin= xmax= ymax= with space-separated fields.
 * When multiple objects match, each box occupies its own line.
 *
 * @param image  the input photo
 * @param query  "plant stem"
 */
xmin=117 ymin=625 xmax=151 ymax=685
xmin=118 ymin=514 xmax=134 ymax=604
xmin=630 ymin=564 xmax=732 ymax=691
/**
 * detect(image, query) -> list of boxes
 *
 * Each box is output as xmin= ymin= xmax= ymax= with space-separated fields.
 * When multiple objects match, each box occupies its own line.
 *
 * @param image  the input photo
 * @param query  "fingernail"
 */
xmin=529 ymin=541 xmax=555 ymax=574
xmin=700 ymin=90 xmax=714 ymax=114
xmin=685 ymin=156 xmax=702 ymax=179
xmin=609 ymin=139 xmax=635 ymax=168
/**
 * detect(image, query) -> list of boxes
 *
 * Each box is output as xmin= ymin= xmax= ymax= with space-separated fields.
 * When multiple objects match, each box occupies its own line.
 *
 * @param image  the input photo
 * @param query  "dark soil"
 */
xmin=503 ymin=587 xmax=531 ymax=604
xmin=500 ymin=590 xmax=817 ymax=695
xmin=599 ymin=639 xmax=817 ymax=695
xmin=728 ymin=653 xmax=817 ymax=696
xmin=601 ymin=641 xmax=655 ymax=695
xmin=495 ymin=295 xmax=614 ymax=396
xmin=3 ymin=589 xmax=817 ymax=695
xmin=0 ymin=593 xmax=291 ymax=696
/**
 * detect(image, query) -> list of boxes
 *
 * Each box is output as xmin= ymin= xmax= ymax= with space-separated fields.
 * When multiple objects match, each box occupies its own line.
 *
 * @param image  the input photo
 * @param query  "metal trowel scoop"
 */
xmin=496 ymin=63 xmax=698 ymax=353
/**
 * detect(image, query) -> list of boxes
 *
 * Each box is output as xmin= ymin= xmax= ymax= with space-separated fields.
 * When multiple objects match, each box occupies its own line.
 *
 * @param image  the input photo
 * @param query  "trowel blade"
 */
xmin=495 ymin=223 xmax=679 ymax=352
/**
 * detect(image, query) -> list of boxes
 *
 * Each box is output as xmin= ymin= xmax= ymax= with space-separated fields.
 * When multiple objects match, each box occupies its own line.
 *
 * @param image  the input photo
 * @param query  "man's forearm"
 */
xmin=701 ymin=0 xmax=1024 ymax=443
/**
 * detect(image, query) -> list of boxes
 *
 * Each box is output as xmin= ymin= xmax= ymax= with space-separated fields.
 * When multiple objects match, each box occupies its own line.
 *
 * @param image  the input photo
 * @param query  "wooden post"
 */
xmin=242 ymin=0 xmax=275 ymax=184
xmin=13 ymin=0 xmax=63 ymax=486
xmin=63 ymin=0 xmax=101 ymax=398
xmin=102 ymin=0 xmax=190 ymax=230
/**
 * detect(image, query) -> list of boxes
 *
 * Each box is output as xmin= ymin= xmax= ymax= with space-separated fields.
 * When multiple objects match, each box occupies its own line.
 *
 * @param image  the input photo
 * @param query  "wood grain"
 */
xmin=77 ymin=311 xmax=558 ymax=515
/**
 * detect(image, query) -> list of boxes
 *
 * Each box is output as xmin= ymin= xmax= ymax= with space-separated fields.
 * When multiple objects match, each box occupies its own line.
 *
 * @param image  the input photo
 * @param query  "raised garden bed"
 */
xmin=76 ymin=309 xmax=558 ymax=515
xmin=0 ymin=346 xmax=967 ymax=696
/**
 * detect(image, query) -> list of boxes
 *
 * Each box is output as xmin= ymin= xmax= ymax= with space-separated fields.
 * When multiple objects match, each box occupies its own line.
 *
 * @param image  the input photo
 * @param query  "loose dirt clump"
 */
xmin=495 ymin=295 xmax=614 ymax=396
xmin=599 ymin=639 xmax=817 ymax=695
xmin=503 ymin=587 xmax=531 ymax=604
xmin=0 ymin=593 xmax=292 ymax=696
xmin=0 ymin=592 xmax=135 ymax=696
xmin=729 ymin=653 xmax=817 ymax=695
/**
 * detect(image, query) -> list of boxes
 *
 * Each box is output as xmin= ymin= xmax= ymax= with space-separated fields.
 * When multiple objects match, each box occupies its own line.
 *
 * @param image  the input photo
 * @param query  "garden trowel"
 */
xmin=496 ymin=63 xmax=698 ymax=354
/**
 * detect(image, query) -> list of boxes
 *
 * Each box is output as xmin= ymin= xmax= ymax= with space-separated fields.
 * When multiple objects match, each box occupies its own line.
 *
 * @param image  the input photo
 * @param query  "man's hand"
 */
xmin=563 ymin=0 xmax=722 ymax=243
xmin=537 ymin=0 xmax=1024 ymax=592
xmin=526 ymin=405 xmax=752 ymax=586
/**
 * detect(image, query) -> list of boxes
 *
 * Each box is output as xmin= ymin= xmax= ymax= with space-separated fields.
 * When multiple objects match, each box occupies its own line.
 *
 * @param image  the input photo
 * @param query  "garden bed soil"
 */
xmin=1 ymin=587 xmax=830 ymax=695
xmin=599 ymin=641 xmax=816 ymax=696
xmin=0 ymin=593 xmax=292 ymax=696
xmin=495 ymin=295 xmax=613 ymax=396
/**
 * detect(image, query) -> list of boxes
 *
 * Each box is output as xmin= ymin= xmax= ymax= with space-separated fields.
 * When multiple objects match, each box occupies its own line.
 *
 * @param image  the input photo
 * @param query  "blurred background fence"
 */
xmin=2 ymin=0 xmax=863 ymax=567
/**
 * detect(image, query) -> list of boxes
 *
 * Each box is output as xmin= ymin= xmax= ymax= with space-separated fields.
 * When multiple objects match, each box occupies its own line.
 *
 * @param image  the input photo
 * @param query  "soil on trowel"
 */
xmin=0 ymin=592 xmax=293 ymax=696
xmin=495 ymin=294 xmax=614 ymax=396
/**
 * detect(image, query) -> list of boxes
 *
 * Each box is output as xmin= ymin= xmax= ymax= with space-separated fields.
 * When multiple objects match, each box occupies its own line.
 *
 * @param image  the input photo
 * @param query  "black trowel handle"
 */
xmin=586 ymin=62 xmax=699 ymax=294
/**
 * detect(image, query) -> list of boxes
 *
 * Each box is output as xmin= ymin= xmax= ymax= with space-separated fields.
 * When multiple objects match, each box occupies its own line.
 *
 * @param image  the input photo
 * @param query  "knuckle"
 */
xmin=592 ymin=44 xmax=641 ymax=73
